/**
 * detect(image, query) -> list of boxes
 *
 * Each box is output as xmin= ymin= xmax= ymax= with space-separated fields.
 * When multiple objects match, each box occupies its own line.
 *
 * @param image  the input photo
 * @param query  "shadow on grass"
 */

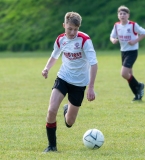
xmin=131 ymin=100 xmax=145 ymax=104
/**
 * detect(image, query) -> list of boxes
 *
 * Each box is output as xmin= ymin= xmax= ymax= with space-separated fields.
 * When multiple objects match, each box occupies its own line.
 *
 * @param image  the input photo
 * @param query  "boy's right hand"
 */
xmin=112 ymin=38 xmax=118 ymax=44
xmin=42 ymin=69 xmax=48 ymax=79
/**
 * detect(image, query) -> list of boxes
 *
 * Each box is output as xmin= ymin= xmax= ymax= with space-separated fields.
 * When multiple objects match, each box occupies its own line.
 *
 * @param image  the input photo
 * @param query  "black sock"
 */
xmin=128 ymin=75 xmax=139 ymax=95
xmin=46 ymin=122 xmax=57 ymax=147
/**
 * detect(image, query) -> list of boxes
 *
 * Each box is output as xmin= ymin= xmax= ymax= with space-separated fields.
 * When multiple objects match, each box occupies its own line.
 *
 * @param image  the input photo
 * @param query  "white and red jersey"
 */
xmin=51 ymin=31 xmax=98 ymax=86
xmin=110 ymin=20 xmax=145 ymax=51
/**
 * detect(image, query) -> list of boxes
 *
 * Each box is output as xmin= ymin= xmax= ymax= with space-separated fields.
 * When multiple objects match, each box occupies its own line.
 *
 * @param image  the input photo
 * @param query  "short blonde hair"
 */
xmin=118 ymin=5 xmax=130 ymax=14
xmin=64 ymin=12 xmax=82 ymax=27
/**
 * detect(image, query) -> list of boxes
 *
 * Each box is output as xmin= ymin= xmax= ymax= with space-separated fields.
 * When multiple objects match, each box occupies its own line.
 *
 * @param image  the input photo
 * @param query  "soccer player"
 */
xmin=110 ymin=5 xmax=145 ymax=101
xmin=42 ymin=12 xmax=98 ymax=152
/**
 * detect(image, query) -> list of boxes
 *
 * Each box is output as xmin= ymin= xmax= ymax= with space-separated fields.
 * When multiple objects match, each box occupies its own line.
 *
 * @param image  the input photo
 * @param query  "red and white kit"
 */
xmin=110 ymin=20 xmax=145 ymax=51
xmin=51 ymin=31 xmax=98 ymax=86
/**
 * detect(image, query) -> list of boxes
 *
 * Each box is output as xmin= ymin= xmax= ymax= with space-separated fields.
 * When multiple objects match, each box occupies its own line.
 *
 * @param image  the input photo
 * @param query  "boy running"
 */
xmin=110 ymin=5 xmax=145 ymax=101
xmin=42 ymin=12 xmax=98 ymax=152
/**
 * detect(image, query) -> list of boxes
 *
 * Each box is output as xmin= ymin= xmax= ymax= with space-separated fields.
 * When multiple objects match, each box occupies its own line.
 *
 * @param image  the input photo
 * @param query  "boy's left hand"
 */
xmin=87 ymin=88 xmax=95 ymax=101
xmin=128 ymin=40 xmax=136 ymax=45
xmin=42 ymin=69 xmax=48 ymax=79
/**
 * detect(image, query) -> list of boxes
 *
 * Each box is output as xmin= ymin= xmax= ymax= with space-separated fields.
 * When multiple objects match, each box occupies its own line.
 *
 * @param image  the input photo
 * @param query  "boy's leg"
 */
xmin=63 ymin=104 xmax=71 ymax=128
xmin=120 ymin=50 xmax=144 ymax=100
xmin=121 ymin=66 xmax=144 ymax=100
xmin=44 ymin=122 xmax=57 ymax=152
xmin=63 ymin=85 xmax=86 ymax=128
xmin=127 ymin=74 xmax=139 ymax=95
xmin=43 ymin=89 xmax=64 ymax=152
xmin=128 ymin=75 xmax=144 ymax=101
xmin=63 ymin=103 xmax=79 ymax=128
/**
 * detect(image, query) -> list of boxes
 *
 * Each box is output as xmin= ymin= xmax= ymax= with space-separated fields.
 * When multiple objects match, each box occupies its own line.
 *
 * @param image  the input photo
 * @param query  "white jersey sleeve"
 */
xmin=110 ymin=25 xmax=118 ymax=39
xmin=51 ymin=40 xmax=61 ymax=59
xmin=83 ymin=39 xmax=98 ymax=65
xmin=134 ymin=23 xmax=145 ymax=35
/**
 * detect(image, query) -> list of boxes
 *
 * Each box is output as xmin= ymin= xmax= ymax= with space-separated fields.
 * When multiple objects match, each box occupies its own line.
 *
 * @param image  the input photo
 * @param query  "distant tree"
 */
xmin=0 ymin=0 xmax=144 ymax=51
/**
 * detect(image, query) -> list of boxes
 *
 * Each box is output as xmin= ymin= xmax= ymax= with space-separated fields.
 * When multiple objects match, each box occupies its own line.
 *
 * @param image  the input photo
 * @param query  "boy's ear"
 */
xmin=63 ymin=23 xmax=65 ymax=28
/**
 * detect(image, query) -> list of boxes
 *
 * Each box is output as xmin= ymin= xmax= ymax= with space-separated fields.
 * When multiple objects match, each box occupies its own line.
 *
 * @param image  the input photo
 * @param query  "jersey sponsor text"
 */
xmin=64 ymin=52 xmax=82 ymax=60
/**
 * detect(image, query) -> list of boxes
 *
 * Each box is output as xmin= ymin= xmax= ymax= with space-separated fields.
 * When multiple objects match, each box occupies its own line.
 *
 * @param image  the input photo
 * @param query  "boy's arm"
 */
xmin=128 ymin=34 xmax=145 ymax=45
xmin=42 ymin=57 xmax=57 ymax=79
xmin=110 ymin=24 xmax=119 ymax=44
xmin=129 ymin=23 xmax=145 ymax=45
xmin=87 ymin=63 xmax=98 ymax=101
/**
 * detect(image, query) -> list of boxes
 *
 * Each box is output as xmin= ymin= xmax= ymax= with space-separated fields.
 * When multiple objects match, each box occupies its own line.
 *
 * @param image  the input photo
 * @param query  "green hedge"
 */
xmin=0 ymin=0 xmax=144 ymax=51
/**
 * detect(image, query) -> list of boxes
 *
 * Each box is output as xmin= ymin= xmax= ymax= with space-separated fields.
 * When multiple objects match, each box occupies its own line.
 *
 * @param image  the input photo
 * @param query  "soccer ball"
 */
xmin=83 ymin=129 xmax=104 ymax=149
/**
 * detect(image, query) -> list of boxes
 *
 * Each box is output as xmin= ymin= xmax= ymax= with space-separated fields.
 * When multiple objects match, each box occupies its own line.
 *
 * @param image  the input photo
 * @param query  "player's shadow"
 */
xmin=131 ymin=100 xmax=145 ymax=104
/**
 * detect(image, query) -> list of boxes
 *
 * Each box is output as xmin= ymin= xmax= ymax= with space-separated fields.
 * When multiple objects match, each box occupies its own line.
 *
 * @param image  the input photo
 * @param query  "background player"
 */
xmin=110 ymin=5 xmax=145 ymax=101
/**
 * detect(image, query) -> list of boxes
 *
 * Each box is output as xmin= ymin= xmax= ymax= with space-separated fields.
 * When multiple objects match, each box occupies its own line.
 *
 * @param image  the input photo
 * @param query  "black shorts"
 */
xmin=121 ymin=50 xmax=138 ymax=68
xmin=52 ymin=77 xmax=86 ymax=106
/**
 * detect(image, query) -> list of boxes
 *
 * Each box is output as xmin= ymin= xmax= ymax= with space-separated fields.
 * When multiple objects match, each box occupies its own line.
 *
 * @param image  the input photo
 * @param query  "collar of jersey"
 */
xmin=65 ymin=33 xmax=78 ymax=40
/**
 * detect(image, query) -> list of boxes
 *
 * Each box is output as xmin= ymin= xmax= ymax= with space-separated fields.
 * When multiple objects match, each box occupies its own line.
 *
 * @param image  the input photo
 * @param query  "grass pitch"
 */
xmin=0 ymin=50 xmax=145 ymax=160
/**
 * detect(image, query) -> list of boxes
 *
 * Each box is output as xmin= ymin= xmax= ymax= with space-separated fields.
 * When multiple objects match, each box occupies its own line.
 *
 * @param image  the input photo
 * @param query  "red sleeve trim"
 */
xmin=129 ymin=21 xmax=137 ymax=35
xmin=77 ymin=32 xmax=90 ymax=48
xmin=114 ymin=22 xmax=120 ymax=35
xmin=56 ymin=33 xmax=65 ymax=48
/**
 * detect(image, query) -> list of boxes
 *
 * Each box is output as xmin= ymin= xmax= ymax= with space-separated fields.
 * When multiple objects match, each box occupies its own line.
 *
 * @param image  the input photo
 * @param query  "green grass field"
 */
xmin=0 ymin=50 xmax=145 ymax=160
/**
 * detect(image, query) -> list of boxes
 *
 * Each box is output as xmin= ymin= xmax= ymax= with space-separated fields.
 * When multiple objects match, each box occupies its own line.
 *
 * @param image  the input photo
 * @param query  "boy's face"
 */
xmin=118 ymin=11 xmax=129 ymax=24
xmin=63 ymin=23 xmax=79 ymax=39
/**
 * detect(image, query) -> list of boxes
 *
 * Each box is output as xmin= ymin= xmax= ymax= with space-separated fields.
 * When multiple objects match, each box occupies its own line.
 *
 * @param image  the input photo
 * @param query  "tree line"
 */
xmin=0 ymin=0 xmax=144 ymax=51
